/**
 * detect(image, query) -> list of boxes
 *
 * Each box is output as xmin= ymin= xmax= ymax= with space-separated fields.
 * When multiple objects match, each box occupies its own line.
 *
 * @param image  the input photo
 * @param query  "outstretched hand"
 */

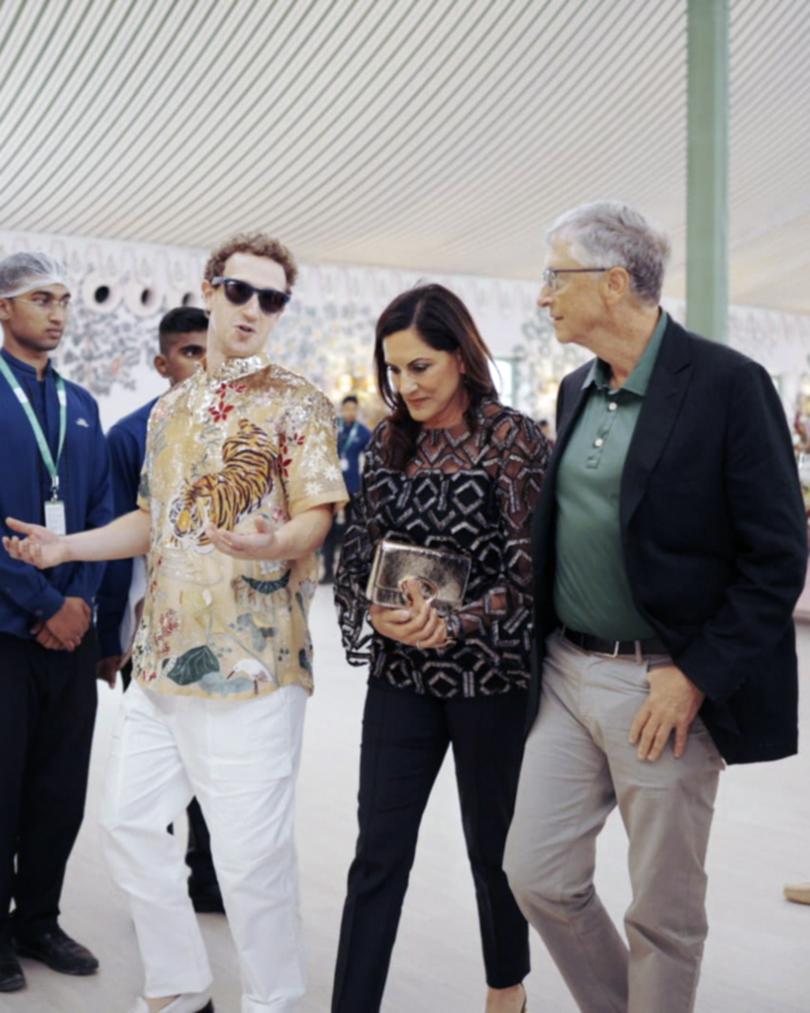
xmin=205 ymin=515 xmax=281 ymax=561
xmin=3 ymin=517 xmax=67 ymax=569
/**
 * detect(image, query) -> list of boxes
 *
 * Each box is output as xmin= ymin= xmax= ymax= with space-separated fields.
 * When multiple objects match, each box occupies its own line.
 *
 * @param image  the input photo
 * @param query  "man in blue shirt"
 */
xmin=321 ymin=395 xmax=371 ymax=582
xmin=94 ymin=306 xmax=222 ymax=914
xmin=0 ymin=253 xmax=112 ymax=993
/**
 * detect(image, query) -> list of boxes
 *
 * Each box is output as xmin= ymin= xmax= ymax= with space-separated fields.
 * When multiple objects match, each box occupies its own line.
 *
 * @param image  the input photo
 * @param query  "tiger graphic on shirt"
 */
xmin=169 ymin=418 xmax=277 ymax=544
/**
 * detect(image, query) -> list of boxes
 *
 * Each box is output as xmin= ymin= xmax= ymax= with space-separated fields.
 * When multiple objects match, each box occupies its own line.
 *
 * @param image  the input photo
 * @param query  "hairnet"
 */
xmin=0 ymin=252 xmax=69 ymax=298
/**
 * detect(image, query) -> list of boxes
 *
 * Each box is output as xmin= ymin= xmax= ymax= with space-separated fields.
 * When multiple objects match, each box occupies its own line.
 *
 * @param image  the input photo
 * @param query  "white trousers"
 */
xmin=101 ymin=679 xmax=308 ymax=1013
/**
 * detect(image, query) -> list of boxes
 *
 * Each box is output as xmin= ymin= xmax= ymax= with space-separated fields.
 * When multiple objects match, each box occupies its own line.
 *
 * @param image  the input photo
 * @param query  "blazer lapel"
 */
xmin=620 ymin=319 xmax=693 ymax=527
xmin=532 ymin=367 xmax=591 ymax=536
xmin=531 ymin=367 xmax=592 ymax=610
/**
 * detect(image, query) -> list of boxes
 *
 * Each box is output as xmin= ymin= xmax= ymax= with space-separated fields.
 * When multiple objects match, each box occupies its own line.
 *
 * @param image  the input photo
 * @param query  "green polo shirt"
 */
xmin=554 ymin=311 xmax=668 ymax=639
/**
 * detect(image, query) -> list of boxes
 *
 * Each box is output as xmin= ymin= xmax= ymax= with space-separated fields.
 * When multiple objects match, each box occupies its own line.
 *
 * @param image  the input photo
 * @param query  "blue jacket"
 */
xmin=95 ymin=397 xmax=158 ymax=658
xmin=338 ymin=420 xmax=372 ymax=495
xmin=0 ymin=348 xmax=113 ymax=639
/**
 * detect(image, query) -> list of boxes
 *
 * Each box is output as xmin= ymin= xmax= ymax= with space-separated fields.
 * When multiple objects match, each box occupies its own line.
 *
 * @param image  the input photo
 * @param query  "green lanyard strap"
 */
xmin=0 ymin=355 xmax=66 ymax=500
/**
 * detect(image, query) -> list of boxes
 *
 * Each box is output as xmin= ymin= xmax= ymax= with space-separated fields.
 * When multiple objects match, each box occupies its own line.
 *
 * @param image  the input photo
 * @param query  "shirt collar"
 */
xmin=582 ymin=310 xmax=668 ymax=396
xmin=203 ymin=351 xmax=272 ymax=384
xmin=0 ymin=346 xmax=51 ymax=379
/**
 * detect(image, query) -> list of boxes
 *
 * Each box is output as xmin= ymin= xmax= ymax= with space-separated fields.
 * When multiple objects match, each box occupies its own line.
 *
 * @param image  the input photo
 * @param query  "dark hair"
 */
xmin=204 ymin=232 xmax=298 ymax=292
xmin=374 ymin=284 xmax=497 ymax=470
xmin=341 ymin=395 xmax=359 ymax=406
xmin=158 ymin=306 xmax=209 ymax=355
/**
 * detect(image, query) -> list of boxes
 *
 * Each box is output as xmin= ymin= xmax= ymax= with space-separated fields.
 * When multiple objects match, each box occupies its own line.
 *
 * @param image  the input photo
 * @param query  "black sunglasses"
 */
xmin=211 ymin=276 xmax=290 ymax=314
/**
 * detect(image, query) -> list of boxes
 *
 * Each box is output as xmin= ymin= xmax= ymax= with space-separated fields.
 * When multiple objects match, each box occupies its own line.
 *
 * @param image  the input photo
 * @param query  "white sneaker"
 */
xmin=128 ymin=993 xmax=213 ymax=1013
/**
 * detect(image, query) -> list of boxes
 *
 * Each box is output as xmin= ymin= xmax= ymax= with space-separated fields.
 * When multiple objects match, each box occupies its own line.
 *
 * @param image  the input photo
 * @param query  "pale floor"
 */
xmin=1 ymin=588 xmax=809 ymax=1013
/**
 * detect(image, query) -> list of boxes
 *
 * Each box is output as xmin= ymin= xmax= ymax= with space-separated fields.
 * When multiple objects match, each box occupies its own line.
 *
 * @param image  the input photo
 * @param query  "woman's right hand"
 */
xmin=369 ymin=579 xmax=449 ymax=649
xmin=3 ymin=517 xmax=68 ymax=569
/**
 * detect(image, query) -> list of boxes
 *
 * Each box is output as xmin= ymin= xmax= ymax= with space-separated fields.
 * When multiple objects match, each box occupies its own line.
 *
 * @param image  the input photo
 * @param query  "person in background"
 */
xmin=0 ymin=253 xmax=112 ymax=994
xmin=332 ymin=283 xmax=549 ymax=1013
xmin=504 ymin=201 xmax=807 ymax=1013
xmin=97 ymin=306 xmax=208 ymax=689
xmin=95 ymin=306 xmax=222 ymax=914
xmin=320 ymin=394 xmax=371 ymax=583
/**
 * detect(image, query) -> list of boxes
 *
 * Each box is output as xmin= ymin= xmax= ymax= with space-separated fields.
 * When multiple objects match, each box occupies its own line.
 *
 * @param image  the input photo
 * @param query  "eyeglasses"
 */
xmin=211 ymin=276 xmax=290 ymax=314
xmin=541 ymin=267 xmax=612 ymax=292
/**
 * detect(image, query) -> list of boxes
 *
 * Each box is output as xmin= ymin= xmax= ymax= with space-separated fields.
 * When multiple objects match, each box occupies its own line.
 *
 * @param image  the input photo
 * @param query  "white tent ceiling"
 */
xmin=0 ymin=0 xmax=808 ymax=313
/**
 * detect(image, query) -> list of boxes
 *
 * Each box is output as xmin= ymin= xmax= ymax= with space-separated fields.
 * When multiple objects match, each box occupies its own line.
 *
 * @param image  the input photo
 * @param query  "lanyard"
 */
xmin=0 ymin=355 xmax=66 ymax=500
xmin=340 ymin=421 xmax=360 ymax=455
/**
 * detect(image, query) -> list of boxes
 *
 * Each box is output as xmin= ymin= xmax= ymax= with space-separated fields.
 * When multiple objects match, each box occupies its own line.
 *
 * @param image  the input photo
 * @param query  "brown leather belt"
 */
xmin=560 ymin=625 xmax=668 ymax=658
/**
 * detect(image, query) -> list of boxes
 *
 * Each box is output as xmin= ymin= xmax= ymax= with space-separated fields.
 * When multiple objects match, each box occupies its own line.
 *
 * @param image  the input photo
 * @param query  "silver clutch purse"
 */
xmin=366 ymin=539 xmax=471 ymax=615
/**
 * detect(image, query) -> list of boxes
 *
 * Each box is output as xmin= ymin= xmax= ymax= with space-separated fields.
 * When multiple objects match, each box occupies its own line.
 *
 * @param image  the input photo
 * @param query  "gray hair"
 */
xmin=0 ymin=252 xmax=69 ymax=298
xmin=546 ymin=201 xmax=671 ymax=304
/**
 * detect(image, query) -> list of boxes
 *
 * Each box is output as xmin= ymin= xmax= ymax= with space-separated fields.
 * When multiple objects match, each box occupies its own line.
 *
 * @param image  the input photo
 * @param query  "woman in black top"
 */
xmin=332 ymin=284 xmax=549 ymax=1013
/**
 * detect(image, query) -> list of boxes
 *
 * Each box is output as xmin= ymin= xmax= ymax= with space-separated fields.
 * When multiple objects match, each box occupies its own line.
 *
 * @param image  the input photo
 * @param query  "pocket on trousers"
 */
xmin=689 ymin=714 xmax=726 ymax=770
xmin=206 ymin=689 xmax=294 ymax=785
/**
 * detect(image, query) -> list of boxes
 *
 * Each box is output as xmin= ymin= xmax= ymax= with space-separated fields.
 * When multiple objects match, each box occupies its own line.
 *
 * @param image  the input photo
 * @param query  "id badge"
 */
xmin=44 ymin=499 xmax=67 ymax=536
xmin=340 ymin=457 xmax=350 ymax=472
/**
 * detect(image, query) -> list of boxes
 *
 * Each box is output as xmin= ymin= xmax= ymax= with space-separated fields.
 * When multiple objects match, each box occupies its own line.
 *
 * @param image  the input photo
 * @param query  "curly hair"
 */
xmin=203 ymin=233 xmax=298 ymax=292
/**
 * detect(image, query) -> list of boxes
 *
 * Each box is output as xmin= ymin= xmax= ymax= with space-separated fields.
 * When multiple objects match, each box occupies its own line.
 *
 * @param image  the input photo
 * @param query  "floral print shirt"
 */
xmin=131 ymin=352 xmax=347 ymax=701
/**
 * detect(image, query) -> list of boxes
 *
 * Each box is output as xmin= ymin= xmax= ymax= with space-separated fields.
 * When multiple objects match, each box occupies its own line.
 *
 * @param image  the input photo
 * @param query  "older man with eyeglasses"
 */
xmin=504 ymin=201 xmax=807 ymax=1013
xmin=5 ymin=233 xmax=348 ymax=1013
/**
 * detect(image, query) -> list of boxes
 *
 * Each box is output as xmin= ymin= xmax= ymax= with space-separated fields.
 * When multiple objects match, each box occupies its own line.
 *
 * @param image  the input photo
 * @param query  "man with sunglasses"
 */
xmin=504 ymin=201 xmax=807 ymax=1013
xmin=5 ymin=234 xmax=348 ymax=1013
xmin=0 ymin=253 xmax=112 ymax=993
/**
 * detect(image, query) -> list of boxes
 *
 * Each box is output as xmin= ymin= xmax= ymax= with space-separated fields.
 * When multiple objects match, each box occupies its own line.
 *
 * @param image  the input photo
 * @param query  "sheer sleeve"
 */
xmin=446 ymin=414 xmax=549 ymax=657
xmin=334 ymin=425 xmax=385 ymax=665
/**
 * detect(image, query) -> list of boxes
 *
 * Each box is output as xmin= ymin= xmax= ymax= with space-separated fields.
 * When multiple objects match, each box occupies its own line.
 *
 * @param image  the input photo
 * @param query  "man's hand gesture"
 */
xmin=97 ymin=655 xmax=123 ymax=688
xmin=629 ymin=664 xmax=705 ymax=762
xmin=4 ymin=517 xmax=69 ymax=569
xmin=30 ymin=597 xmax=91 ymax=652
xmin=46 ymin=597 xmax=91 ymax=652
xmin=205 ymin=516 xmax=280 ymax=561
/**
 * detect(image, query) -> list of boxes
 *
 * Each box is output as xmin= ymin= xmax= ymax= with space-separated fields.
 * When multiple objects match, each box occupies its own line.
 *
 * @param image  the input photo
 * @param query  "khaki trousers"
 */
xmin=504 ymin=632 xmax=723 ymax=1013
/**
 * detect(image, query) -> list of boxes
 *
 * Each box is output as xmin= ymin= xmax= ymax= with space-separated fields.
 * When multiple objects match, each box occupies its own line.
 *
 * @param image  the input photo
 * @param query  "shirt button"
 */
xmin=608 ymin=402 xmax=618 ymax=412
xmin=594 ymin=438 xmax=604 ymax=448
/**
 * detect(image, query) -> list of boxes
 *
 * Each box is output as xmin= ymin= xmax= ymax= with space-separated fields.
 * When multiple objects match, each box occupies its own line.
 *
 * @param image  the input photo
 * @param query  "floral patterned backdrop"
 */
xmin=1 ymin=228 xmax=809 ymax=433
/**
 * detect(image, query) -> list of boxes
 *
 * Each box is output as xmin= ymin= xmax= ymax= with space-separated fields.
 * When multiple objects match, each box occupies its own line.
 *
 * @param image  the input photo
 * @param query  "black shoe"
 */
xmin=0 ymin=947 xmax=25 ymax=992
xmin=14 ymin=926 xmax=99 ymax=976
xmin=189 ymin=883 xmax=225 ymax=915
xmin=319 ymin=574 xmax=333 ymax=584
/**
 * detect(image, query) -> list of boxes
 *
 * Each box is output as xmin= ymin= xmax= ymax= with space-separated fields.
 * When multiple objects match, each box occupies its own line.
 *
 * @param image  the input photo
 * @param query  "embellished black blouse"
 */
xmin=334 ymin=398 xmax=550 ymax=697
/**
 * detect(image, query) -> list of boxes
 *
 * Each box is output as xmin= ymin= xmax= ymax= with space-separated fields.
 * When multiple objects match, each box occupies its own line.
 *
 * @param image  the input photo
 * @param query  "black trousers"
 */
xmin=332 ymin=680 xmax=531 ymax=1013
xmin=0 ymin=631 xmax=98 ymax=942
xmin=121 ymin=660 xmax=218 ymax=893
xmin=321 ymin=498 xmax=354 ymax=580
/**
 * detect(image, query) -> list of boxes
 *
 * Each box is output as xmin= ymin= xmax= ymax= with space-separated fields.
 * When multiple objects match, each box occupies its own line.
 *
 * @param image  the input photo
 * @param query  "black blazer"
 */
xmin=529 ymin=316 xmax=808 ymax=764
